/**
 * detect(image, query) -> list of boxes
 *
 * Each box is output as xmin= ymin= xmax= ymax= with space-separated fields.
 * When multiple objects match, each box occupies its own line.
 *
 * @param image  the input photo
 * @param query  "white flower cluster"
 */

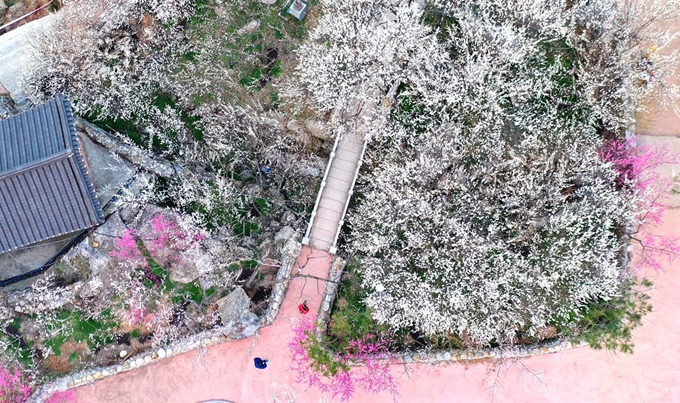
xmin=22 ymin=0 xmax=189 ymax=131
xmin=295 ymin=0 xmax=679 ymax=344
xmin=288 ymin=0 xmax=434 ymax=115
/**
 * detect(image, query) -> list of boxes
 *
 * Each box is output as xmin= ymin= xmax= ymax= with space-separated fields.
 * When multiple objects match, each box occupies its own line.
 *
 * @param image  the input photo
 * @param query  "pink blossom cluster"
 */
xmin=109 ymin=214 xmax=191 ymax=268
xmin=600 ymin=137 xmax=680 ymax=270
xmin=0 ymin=361 xmax=31 ymax=403
xmin=147 ymin=214 xmax=187 ymax=263
xmin=108 ymin=229 xmax=142 ymax=263
xmin=288 ymin=317 xmax=399 ymax=402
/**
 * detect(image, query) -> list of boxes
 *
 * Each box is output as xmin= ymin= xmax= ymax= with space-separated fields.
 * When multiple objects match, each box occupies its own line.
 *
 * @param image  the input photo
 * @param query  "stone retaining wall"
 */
xmin=262 ymin=239 xmax=302 ymax=325
xmin=314 ymin=256 xmax=588 ymax=366
xmin=28 ymin=238 xmax=302 ymax=402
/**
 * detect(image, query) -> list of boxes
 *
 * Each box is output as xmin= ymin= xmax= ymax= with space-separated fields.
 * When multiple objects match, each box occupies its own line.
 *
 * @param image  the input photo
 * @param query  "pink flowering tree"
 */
xmin=0 ymin=361 xmax=32 ymax=403
xmin=109 ymin=228 xmax=144 ymax=267
xmin=146 ymin=213 xmax=188 ymax=264
xmin=108 ymin=213 xmax=204 ymax=325
xmin=600 ymin=136 xmax=680 ymax=270
xmin=109 ymin=214 xmax=193 ymax=268
xmin=288 ymin=316 xmax=399 ymax=403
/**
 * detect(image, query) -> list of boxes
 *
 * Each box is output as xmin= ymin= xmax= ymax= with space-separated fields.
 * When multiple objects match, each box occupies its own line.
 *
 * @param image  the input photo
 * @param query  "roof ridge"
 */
xmin=55 ymin=94 xmax=105 ymax=224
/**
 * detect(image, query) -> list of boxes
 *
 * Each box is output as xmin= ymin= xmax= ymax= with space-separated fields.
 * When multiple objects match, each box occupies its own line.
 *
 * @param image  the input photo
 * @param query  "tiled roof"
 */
xmin=0 ymin=94 xmax=104 ymax=254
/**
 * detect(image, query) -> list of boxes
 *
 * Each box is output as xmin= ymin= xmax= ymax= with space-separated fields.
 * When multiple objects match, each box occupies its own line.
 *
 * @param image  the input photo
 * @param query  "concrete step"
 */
xmin=327 ymin=168 xmax=353 ymax=183
xmin=330 ymin=155 xmax=358 ymax=174
xmin=318 ymin=195 xmax=345 ymax=212
xmin=310 ymin=237 xmax=332 ymax=251
xmin=334 ymin=147 xmax=361 ymax=164
xmin=315 ymin=207 xmax=342 ymax=227
xmin=314 ymin=214 xmax=339 ymax=232
xmin=319 ymin=191 xmax=347 ymax=205
xmin=323 ymin=181 xmax=351 ymax=195
xmin=310 ymin=226 xmax=335 ymax=244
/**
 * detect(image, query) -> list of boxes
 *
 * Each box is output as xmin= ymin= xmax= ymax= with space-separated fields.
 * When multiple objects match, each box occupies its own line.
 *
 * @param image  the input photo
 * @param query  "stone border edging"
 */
xmin=314 ymin=255 xmax=587 ymax=367
xmin=262 ymin=239 xmax=302 ymax=326
xmin=28 ymin=238 xmax=302 ymax=402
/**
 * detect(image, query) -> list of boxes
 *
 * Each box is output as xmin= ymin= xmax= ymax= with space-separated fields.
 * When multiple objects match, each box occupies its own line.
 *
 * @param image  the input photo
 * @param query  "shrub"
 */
xmin=289 ymin=317 xmax=398 ymax=403
xmin=0 ymin=361 xmax=32 ymax=403
xmin=562 ymin=278 xmax=653 ymax=353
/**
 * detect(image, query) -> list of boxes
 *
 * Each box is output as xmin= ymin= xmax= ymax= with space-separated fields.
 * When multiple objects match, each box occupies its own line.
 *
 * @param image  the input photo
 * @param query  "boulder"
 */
xmin=237 ymin=19 xmax=260 ymax=35
xmin=223 ymin=312 xmax=260 ymax=339
xmin=168 ymin=253 xmax=211 ymax=284
xmin=299 ymin=165 xmax=320 ymax=177
xmin=281 ymin=211 xmax=296 ymax=225
xmin=216 ymin=287 xmax=250 ymax=324
xmin=274 ymin=226 xmax=295 ymax=244
xmin=258 ymin=239 xmax=274 ymax=258
xmin=203 ymin=239 xmax=233 ymax=266
xmin=305 ymin=119 xmax=331 ymax=141
xmin=0 ymin=95 xmax=16 ymax=119
xmin=5 ymin=3 xmax=26 ymax=21
xmin=0 ymin=0 xmax=7 ymax=16
xmin=61 ymin=213 xmax=127 ymax=278
xmin=286 ymin=120 xmax=304 ymax=134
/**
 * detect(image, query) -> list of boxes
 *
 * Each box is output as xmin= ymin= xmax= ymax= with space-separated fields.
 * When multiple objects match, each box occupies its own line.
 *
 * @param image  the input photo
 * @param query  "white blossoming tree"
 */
xmin=293 ymin=0 xmax=679 ymax=346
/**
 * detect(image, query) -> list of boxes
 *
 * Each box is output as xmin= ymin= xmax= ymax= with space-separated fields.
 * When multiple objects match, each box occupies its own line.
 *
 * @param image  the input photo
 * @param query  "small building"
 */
xmin=287 ymin=0 xmax=309 ymax=21
xmin=0 ymin=94 xmax=104 ymax=256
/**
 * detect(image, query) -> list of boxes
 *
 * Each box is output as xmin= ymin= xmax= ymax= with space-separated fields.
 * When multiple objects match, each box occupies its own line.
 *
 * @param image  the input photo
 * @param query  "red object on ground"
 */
xmin=298 ymin=302 xmax=309 ymax=314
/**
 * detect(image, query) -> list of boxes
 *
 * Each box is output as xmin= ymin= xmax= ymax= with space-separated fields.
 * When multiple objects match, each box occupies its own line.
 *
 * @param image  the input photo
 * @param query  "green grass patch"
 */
xmin=233 ymin=221 xmax=260 ymax=237
xmin=1 ymin=317 xmax=35 ymax=368
xmin=327 ymin=261 xmax=390 ymax=352
xmin=173 ymin=281 xmax=213 ymax=305
xmin=153 ymin=93 xmax=205 ymax=141
xmin=45 ymin=309 xmax=119 ymax=355
xmin=239 ymin=67 xmax=264 ymax=89
xmin=85 ymin=111 xmax=145 ymax=147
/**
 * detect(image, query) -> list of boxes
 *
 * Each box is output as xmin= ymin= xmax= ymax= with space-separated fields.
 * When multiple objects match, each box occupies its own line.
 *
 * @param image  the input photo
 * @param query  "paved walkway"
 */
xmin=0 ymin=15 xmax=54 ymax=108
xmin=307 ymin=127 xmax=363 ymax=252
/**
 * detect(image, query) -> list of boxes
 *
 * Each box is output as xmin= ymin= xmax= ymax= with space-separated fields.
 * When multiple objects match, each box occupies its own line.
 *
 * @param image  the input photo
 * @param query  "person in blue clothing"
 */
xmin=253 ymin=357 xmax=268 ymax=369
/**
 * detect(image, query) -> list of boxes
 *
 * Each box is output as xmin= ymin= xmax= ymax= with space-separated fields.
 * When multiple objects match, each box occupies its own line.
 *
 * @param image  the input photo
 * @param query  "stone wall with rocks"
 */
xmin=28 ymin=237 xmax=302 ymax=402
xmin=0 ymin=0 xmax=53 ymax=34
xmin=262 ymin=238 xmax=301 ymax=325
xmin=0 ymin=280 xmax=78 ymax=321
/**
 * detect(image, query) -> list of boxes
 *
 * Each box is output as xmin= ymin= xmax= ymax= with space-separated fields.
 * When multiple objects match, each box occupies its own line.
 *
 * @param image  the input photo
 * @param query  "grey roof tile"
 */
xmin=0 ymin=94 xmax=104 ymax=254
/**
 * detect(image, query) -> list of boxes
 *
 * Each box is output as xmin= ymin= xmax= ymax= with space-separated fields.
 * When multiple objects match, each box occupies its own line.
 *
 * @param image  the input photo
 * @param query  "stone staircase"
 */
xmin=303 ymin=86 xmax=392 ymax=254
xmin=304 ymin=127 xmax=366 ymax=253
